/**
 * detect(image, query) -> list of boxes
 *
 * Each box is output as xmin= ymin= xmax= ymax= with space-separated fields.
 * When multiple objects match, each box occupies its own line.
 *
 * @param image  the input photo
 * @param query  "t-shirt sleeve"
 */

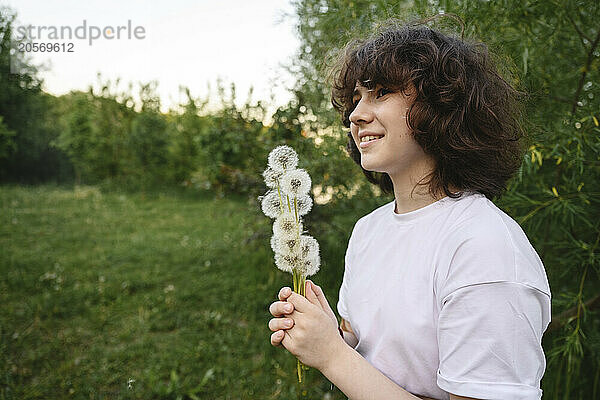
xmin=337 ymin=220 xmax=361 ymax=321
xmin=337 ymin=264 xmax=350 ymax=320
xmin=435 ymin=225 xmax=551 ymax=399
xmin=437 ymin=282 xmax=549 ymax=399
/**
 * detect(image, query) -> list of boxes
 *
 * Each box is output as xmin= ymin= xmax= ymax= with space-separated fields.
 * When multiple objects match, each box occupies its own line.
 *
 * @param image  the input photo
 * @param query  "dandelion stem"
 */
xmin=293 ymin=270 xmax=297 ymax=293
xmin=294 ymin=197 xmax=298 ymax=223
xmin=297 ymin=271 xmax=307 ymax=383
xmin=276 ymin=183 xmax=284 ymax=214
xmin=292 ymin=268 xmax=304 ymax=383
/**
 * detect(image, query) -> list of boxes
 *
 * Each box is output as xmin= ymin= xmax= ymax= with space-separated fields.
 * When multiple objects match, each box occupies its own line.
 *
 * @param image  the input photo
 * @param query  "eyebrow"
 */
xmin=352 ymin=86 xmax=374 ymax=97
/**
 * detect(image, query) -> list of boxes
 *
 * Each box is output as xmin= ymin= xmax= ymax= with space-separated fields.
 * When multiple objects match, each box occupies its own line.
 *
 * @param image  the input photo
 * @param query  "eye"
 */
xmin=376 ymin=87 xmax=392 ymax=98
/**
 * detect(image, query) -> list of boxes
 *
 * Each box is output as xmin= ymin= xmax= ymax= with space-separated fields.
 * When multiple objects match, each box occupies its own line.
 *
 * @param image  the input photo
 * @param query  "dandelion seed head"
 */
xmin=262 ymin=167 xmax=282 ymax=189
xmin=270 ymin=235 xmax=279 ymax=253
xmin=264 ymin=145 xmax=318 ymax=278
xmin=273 ymin=212 xmax=302 ymax=238
xmin=299 ymin=235 xmax=319 ymax=260
xmin=274 ymin=253 xmax=297 ymax=273
xmin=260 ymin=190 xmax=282 ymax=219
xmin=296 ymin=194 xmax=313 ymax=216
xmin=268 ymin=145 xmax=298 ymax=172
xmin=280 ymin=169 xmax=311 ymax=196
xmin=277 ymin=237 xmax=301 ymax=256
xmin=298 ymin=255 xmax=320 ymax=277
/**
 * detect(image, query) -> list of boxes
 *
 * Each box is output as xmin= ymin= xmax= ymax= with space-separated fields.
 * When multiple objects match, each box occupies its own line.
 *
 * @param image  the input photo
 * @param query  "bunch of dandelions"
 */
xmin=260 ymin=145 xmax=320 ymax=384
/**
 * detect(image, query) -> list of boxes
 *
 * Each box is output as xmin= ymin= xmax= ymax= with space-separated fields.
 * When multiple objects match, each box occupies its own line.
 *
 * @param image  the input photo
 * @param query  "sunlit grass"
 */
xmin=0 ymin=184 xmax=347 ymax=399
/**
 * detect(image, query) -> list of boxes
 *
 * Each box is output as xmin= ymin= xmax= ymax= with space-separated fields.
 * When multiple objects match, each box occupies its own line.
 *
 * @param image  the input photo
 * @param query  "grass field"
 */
xmin=0 ymin=184 xmax=352 ymax=399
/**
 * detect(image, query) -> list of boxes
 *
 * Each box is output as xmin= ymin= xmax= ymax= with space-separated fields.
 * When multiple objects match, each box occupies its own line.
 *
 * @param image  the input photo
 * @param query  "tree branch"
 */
xmin=566 ymin=13 xmax=591 ymax=46
xmin=571 ymin=28 xmax=600 ymax=114
xmin=547 ymin=293 xmax=600 ymax=333
xmin=575 ymin=8 xmax=593 ymax=42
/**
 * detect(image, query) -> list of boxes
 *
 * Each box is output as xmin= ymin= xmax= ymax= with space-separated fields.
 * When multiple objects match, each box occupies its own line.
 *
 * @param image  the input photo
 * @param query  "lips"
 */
xmin=358 ymin=133 xmax=384 ymax=149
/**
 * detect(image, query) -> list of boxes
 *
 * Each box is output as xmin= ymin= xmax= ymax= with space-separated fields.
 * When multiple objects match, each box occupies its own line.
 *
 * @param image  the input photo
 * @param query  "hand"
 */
xmin=280 ymin=281 xmax=345 ymax=371
xmin=268 ymin=286 xmax=296 ymax=347
xmin=305 ymin=280 xmax=339 ymax=329
xmin=268 ymin=281 xmax=339 ymax=348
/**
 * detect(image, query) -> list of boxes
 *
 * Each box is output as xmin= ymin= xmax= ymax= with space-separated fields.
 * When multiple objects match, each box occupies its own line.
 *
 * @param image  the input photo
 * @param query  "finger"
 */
xmin=304 ymin=280 xmax=321 ymax=307
xmin=280 ymin=328 xmax=292 ymax=350
xmin=307 ymin=280 xmax=331 ymax=312
xmin=286 ymin=291 xmax=314 ymax=313
xmin=268 ymin=317 xmax=294 ymax=332
xmin=271 ymin=330 xmax=285 ymax=347
xmin=269 ymin=301 xmax=295 ymax=317
xmin=278 ymin=286 xmax=292 ymax=301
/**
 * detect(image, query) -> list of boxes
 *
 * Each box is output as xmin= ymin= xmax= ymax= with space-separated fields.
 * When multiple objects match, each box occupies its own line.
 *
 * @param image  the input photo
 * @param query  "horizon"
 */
xmin=4 ymin=0 xmax=300 ymax=117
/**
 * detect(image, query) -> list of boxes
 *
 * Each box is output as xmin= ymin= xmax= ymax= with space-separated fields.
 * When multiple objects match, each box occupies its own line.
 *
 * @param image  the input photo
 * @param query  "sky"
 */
xmin=5 ymin=0 xmax=300 ymax=115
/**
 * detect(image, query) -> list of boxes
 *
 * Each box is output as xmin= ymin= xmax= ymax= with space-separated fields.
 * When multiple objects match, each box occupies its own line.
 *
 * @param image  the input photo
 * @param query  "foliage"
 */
xmin=128 ymin=83 xmax=169 ymax=186
xmin=288 ymin=1 xmax=600 ymax=398
xmin=0 ymin=7 xmax=72 ymax=183
xmin=166 ymin=88 xmax=205 ymax=185
xmin=191 ymin=83 xmax=267 ymax=195
xmin=0 ymin=115 xmax=16 ymax=161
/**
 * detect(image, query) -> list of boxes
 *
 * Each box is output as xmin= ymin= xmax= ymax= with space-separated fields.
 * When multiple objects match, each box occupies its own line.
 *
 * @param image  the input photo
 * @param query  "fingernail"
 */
xmin=285 ymin=320 xmax=292 ymax=328
xmin=284 ymin=304 xmax=292 ymax=312
xmin=283 ymin=287 xmax=290 ymax=295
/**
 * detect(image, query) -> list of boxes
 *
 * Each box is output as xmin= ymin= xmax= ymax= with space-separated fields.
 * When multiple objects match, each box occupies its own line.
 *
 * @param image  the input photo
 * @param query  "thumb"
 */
xmin=307 ymin=280 xmax=336 ymax=318
xmin=304 ymin=280 xmax=321 ymax=307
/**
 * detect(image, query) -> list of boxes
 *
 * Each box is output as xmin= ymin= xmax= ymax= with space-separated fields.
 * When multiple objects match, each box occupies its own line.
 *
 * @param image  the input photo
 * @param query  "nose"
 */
xmin=349 ymin=98 xmax=374 ymax=126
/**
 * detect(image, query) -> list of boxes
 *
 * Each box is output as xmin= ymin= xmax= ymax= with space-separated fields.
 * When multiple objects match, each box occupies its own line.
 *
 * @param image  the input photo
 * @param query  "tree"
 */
xmin=55 ymin=92 xmax=95 ymax=183
xmin=0 ymin=6 xmax=72 ymax=182
xmin=0 ymin=116 xmax=16 ymax=162
xmin=128 ymin=82 xmax=168 ymax=186
xmin=167 ymin=87 xmax=206 ymax=185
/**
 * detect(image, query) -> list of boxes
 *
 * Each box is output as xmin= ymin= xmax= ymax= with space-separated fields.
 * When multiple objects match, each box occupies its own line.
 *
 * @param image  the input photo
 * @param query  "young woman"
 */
xmin=268 ymin=19 xmax=551 ymax=400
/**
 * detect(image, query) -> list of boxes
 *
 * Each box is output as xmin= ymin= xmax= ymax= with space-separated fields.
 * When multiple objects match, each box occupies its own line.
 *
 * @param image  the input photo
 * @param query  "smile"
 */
xmin=359 ymin=135 xmax=384 ymax=148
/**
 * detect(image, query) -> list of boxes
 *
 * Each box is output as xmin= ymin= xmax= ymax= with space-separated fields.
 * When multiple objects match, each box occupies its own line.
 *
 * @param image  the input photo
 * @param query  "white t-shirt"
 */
xmin=337 ymin=191 xmax=551 ymax=400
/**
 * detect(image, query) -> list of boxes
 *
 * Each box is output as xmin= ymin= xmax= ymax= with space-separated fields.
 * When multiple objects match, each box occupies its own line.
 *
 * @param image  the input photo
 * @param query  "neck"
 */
xmin=388 ymin=158 xmax=445 ymax=214
xmin=392 ymin=185 xmax=442 ymax=214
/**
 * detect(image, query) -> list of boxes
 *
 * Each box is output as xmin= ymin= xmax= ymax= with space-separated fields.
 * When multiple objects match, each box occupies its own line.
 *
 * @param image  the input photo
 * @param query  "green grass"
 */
xmin=0 ymin=184 xmax=350 ymax=399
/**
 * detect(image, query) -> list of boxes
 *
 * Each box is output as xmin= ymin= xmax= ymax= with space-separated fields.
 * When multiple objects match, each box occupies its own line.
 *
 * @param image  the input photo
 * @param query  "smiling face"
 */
xmin=349 ymin=82 xmax=435 ymax=183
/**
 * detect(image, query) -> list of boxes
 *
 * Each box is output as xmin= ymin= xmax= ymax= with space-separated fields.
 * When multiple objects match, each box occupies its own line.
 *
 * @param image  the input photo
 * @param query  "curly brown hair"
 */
xmin=328 ymin=17 xmax=529 ymax=200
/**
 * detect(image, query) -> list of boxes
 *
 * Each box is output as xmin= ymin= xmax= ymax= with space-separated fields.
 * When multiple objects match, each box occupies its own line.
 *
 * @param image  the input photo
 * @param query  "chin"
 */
xmin=359 ymin=153 xmax=379 ymax=170
xmin=360 ymin=160 xmax=385 ymax=174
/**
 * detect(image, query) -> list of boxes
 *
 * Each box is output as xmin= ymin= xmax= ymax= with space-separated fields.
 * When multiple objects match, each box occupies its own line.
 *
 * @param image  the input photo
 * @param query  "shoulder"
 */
xmin=440 ymin=192 xmax=535 ymax=252
xmin=435 ymin=194 xmax=551 ymax=302
xmin=350 ymin=200 xmax=394 ymax=237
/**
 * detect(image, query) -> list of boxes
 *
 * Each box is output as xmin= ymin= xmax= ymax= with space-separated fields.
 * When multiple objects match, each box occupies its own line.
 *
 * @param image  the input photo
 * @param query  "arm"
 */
xmin=330 ymin=321 xmax=479 ymax=400
xmin=322 ymin=338 xmax=442 ymax=400
xmin=270 ymin=285 xmax=479 ymax=400
xmin=283 ymin=285 xmax=442 ymax=400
